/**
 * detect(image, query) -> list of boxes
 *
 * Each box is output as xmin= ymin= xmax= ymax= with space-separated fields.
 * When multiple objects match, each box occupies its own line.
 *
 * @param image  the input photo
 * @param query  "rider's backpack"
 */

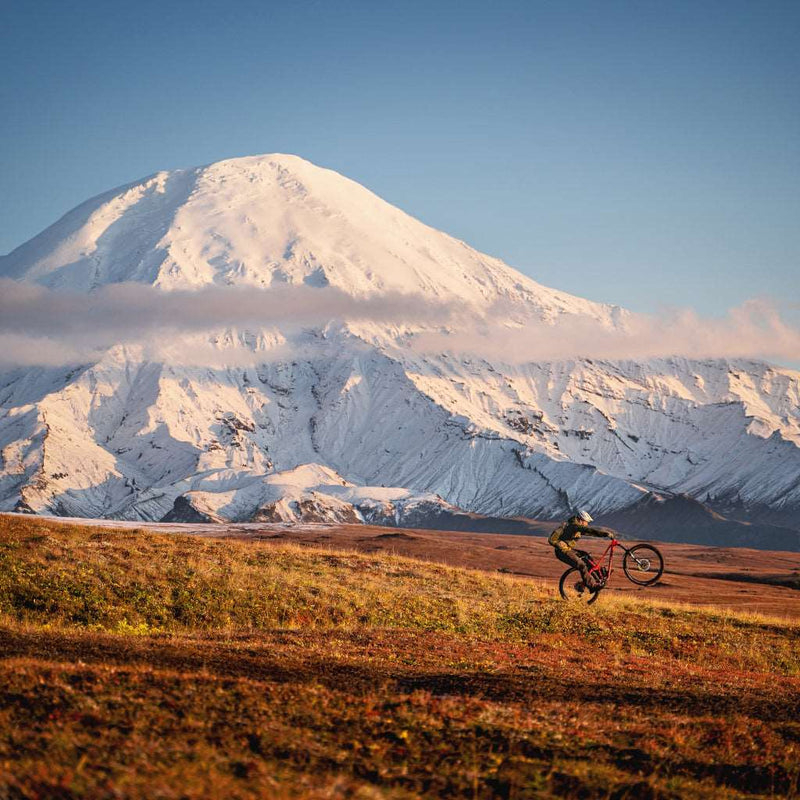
xmin=548 ymin=524 xmax=566 ymax=546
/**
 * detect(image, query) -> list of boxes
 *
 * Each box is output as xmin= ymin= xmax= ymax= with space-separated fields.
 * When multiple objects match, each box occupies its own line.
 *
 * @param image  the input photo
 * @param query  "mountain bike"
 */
xmin=558 ymin=539 xmax=664 ymax=604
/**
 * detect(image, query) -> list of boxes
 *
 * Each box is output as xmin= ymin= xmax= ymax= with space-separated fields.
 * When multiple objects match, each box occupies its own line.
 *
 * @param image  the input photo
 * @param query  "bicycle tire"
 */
xmin=559 ymin=567 xmax=601 ymax=604
xmin=622 ymin=544 xmax=664 ymax=586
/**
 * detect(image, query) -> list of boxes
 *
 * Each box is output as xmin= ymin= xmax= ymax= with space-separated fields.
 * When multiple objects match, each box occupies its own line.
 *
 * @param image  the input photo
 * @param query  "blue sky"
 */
xmin=2 ymin=0 xmax=798 ymax=317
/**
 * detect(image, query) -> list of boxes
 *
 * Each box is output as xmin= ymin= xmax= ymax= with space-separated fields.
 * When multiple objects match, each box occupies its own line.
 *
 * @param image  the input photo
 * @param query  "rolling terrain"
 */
xmin=9 ymin=512 xmax=799 ymax=618
xmin=1 ymin=514 xmax=798 ymax=798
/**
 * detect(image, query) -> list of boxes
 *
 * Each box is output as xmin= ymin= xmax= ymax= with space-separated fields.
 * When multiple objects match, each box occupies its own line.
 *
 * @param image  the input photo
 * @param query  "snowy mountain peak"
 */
xmin=0 ymin=153 xmax=614 ymax=323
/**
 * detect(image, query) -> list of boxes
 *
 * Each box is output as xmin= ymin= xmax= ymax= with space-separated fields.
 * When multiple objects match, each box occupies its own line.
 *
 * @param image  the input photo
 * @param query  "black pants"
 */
xmin=555 ymin=547 xmax=592 ymax=581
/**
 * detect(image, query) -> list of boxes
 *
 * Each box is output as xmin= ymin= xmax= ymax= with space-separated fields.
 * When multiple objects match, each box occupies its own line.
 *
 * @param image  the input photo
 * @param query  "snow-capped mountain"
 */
xmin=1 ymin=154 xmax=799 ymax=546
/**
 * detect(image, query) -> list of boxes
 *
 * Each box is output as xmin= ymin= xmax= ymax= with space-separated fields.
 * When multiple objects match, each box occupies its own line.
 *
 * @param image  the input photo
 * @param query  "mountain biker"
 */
xmin=549 ymin=510 xmax=615 ymax=590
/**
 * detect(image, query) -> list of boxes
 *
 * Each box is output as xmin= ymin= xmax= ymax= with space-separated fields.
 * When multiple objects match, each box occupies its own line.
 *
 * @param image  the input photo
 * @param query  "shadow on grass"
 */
xmin=2 ymin=626 xmax=796 ymax=725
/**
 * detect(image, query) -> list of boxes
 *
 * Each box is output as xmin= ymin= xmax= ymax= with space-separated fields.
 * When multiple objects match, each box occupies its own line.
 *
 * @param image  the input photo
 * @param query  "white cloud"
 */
xmin=1 ymin=280 xmax=798 ymax=368
xmin=412 ymin=298 xmax=800 ymax=365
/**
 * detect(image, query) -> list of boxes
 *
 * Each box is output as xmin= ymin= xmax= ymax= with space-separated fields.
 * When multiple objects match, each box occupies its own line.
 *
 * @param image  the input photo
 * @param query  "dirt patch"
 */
xmin=690 ymin=572 xmax=800 ymax=590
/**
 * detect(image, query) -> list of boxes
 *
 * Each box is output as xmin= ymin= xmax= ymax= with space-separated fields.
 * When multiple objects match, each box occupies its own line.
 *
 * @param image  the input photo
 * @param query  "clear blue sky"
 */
xmin=2 ymin=0 xmax=798 ymax=316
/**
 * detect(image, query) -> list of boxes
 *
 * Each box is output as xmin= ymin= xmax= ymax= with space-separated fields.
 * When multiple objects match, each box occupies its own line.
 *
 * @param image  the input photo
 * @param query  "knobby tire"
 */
xmin=559 ymin=567 xmax=602 ymax=604
xmin=622 ymin=544 xmax=664 ymax=586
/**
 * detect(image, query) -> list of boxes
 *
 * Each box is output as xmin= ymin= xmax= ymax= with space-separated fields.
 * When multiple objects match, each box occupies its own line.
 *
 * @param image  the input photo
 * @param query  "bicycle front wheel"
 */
xmin=622 ymin=544 xmax=664 ymax=586
xmin=559 ymin=567 xmax=601 ymax=604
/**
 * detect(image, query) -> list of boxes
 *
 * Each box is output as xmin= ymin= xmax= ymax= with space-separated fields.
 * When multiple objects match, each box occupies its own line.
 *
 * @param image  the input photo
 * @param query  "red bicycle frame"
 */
xmin=584 ymin=538 xmax=622 ymax=584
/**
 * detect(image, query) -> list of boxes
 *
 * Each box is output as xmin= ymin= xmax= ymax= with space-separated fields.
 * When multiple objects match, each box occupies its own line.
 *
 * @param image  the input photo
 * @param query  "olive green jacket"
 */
xmin=548 ymin=521 xmax=614 ymax=550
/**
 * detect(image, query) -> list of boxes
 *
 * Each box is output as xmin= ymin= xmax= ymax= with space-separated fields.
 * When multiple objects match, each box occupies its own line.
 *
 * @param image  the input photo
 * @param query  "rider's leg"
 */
xmin=555 ymin=544 xmax=597 ymax=588
xmin=572 ymin=549 xmax=599 ymax=587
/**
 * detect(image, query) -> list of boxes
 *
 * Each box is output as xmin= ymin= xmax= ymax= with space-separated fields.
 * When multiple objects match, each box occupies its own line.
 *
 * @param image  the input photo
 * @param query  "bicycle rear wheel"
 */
xmin=559 ymin=567 xmax=601 ymax=604
xmin=623 ymin=544 xmax=664 ymax=586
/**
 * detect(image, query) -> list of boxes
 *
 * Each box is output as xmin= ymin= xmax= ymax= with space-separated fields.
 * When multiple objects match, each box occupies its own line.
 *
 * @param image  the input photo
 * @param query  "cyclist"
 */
xmin=549 ymin=510 xmax=615 ymax=590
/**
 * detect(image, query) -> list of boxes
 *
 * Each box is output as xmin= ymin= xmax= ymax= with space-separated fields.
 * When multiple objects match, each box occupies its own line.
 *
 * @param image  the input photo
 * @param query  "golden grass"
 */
xmin=1 ymin=515 xmax=797 ymax=675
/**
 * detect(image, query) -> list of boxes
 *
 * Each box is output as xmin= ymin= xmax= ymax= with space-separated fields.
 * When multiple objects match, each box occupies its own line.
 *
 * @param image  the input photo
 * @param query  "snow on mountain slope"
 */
xmin=157 ymin=462 xmax=450 ymax=526
xmin=1 ymin=154 xmax=799 ymax=540
xmin=378 ymin=345 xmax=800 ymax=505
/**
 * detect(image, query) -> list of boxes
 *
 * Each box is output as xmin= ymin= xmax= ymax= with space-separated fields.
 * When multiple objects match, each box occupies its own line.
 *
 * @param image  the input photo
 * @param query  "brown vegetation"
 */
xmin=1 ymin=514 xmax=799 ymax=798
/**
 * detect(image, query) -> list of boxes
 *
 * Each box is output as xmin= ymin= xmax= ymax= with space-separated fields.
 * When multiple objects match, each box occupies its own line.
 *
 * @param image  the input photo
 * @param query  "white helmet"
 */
xmin=577 ymin=509 xmax=593 ymax=523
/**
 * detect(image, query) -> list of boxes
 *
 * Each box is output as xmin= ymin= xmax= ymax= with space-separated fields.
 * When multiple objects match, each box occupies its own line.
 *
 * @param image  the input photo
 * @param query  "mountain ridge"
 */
xmin=1 ymin=154 xmax=798 ymax=546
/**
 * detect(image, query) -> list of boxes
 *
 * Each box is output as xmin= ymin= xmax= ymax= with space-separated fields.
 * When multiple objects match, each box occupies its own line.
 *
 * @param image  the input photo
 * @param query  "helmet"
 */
xmin=577 ymin=509 xmax=593 ymax=523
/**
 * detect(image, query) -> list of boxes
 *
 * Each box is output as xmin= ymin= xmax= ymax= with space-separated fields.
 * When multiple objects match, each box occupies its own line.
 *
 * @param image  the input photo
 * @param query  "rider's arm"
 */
xmin=585 ymin=526 xmax=616 ymax=539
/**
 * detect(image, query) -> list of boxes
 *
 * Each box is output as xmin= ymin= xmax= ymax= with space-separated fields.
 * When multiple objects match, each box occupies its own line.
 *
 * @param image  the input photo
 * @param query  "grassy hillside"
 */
xmin=1 ymin=515 xmax=799 ymax=799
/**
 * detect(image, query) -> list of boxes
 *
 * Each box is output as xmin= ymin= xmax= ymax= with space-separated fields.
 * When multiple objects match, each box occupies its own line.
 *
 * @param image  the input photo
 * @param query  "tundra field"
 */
xmin=1 ymin=514 xmax=799 ymax=799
